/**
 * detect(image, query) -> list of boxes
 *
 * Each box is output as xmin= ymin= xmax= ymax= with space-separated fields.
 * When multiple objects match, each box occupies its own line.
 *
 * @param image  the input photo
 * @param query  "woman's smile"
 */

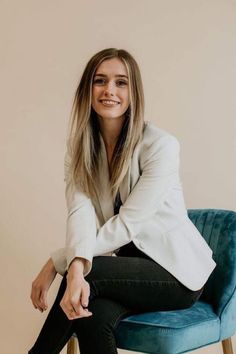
xmin=99 ymin=99 xmax=120 ymax=107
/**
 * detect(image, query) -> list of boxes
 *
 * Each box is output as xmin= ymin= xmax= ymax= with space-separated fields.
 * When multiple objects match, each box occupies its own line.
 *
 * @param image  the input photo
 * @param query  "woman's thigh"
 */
xmin=85 ymin=255 xmax=203 ymax=313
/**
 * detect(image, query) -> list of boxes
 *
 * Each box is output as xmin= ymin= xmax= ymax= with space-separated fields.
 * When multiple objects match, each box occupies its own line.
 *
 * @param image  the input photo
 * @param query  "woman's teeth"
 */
xmin=101 ymin=100 xmax=119 ymax=106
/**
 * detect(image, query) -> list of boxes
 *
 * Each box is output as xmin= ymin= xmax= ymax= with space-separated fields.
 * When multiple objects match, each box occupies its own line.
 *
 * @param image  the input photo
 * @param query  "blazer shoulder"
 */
xmin=142 ymin=121 xmax=180 ymax=149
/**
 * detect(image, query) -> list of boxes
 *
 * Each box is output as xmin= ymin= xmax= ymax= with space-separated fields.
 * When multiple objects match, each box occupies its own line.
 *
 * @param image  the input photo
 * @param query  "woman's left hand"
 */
xmin=30 ymin=258 xmax=57 ymax=312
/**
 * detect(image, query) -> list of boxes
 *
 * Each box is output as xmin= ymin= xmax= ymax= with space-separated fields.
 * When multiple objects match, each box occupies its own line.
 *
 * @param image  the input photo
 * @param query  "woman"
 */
xmin=28 ymin=48 xmax=216 ymax=354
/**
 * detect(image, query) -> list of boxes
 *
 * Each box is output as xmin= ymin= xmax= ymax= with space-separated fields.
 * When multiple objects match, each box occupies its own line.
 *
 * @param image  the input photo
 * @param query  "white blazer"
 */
xmin=51 ymin=121 xmax=216 ymax=291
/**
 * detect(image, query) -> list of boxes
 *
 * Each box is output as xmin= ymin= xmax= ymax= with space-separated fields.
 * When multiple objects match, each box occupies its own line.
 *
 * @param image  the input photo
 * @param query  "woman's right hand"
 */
xmin=30 ymin=258 xmax=57 ymax=312
xmin=60 ymin=258 xmax=93 ymax=320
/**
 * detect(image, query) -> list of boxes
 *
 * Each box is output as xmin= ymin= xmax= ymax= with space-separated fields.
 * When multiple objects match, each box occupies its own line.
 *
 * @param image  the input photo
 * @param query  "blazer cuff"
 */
xmin=66 ymin=247 xmax=93 ymax=277
xmin=50 ymin=248 xmax=67 ymax=276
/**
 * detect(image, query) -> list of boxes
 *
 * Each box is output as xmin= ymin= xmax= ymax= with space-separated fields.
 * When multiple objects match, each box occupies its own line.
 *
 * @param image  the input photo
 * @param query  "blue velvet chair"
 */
xmin=66 ymin=208 xmax=236 ymax=354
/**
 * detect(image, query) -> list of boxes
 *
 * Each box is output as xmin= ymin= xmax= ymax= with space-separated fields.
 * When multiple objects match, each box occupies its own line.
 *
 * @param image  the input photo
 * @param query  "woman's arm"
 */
xmin=61 ymin=148 xmax=97 ymax=278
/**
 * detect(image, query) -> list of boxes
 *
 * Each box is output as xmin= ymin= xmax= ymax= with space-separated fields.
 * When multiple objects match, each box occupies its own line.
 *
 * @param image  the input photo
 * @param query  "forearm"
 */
xmin=45 ymin=257 xmax=57 ymax=273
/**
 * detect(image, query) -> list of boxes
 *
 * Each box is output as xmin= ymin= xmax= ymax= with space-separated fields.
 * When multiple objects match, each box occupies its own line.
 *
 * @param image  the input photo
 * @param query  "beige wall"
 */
xmin=1 ymin=1 xmax=235 ymax=353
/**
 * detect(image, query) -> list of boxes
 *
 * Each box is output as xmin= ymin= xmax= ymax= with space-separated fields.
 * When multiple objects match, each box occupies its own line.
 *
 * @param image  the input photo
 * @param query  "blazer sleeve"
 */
xmin=51 ymin=134 xmax=180 ymax=275
xmin=50 ymin=148 xmax=97 ymax=277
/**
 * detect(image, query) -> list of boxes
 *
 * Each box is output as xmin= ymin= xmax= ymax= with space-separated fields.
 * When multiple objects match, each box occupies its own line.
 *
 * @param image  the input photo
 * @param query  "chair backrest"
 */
xmin=187 ymin=209 xmax=236 ymax=317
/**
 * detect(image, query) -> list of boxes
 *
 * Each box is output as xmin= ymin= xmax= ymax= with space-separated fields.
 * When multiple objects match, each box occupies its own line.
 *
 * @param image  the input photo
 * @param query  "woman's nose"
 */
xmin=104 ymin=82 xmax=115 ymax=95
xmin=104 ymin=90 xmax=114 ymax=96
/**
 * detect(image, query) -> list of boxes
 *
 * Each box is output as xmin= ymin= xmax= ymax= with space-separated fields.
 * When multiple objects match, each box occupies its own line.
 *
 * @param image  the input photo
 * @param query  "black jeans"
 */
xmin=28 ymin=243 xmax=204 ymax=354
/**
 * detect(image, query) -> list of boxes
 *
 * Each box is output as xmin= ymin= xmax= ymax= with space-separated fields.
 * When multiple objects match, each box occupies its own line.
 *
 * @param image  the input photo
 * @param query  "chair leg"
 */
xmin=67 ymin=336 xmax=77 ymax=354
xmin=222 ymin=337 xmax=233 ymax=354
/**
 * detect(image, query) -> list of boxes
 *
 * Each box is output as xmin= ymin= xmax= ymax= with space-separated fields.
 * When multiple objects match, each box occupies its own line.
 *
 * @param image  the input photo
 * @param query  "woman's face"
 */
xmin=91 ymin=57 xmax=130 ymax=121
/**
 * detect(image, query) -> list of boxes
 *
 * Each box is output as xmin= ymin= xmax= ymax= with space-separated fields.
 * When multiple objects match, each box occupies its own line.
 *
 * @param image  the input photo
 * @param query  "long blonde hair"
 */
xmin=66 ymin=48 xmax=145 ymax=202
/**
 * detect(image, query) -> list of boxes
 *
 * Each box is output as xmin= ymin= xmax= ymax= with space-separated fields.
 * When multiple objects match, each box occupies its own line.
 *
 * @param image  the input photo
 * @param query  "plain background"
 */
xmin=1 ymin=1 xmax=235 ymax=353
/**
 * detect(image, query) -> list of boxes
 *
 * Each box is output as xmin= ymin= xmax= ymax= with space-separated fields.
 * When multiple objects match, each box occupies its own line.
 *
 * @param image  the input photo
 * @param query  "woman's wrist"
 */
xmin=68 ymin=257 xmax=86 ymax=276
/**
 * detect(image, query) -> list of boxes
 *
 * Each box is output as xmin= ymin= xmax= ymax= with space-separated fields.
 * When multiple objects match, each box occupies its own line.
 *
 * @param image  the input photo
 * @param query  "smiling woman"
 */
xmin=28 ymin=48 xmax=216 ymax=354
xmin=91 ymin=57 xmax=131 ymax=151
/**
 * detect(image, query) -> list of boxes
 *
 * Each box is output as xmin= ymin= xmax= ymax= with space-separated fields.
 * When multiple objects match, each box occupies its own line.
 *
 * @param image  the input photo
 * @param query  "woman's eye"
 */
xmin=93 ymin=79 xmax=105 ymax=85
xmin=93 ymin=79 xmax=128 ymax=86
xmin=117 ymin=80 xmax=127 ymax=86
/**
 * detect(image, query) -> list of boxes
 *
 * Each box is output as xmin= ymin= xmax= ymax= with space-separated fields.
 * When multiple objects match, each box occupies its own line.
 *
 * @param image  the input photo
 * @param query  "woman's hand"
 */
xmin=30 ymin=258 xmax=57 ymax=312
xmin=60 ymin=258 xmax=93 ymax=320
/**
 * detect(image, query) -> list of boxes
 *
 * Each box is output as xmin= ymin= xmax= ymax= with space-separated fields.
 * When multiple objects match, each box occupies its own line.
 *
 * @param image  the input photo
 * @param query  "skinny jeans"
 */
xmin=28 ymin=241 xmax=204 ymax=354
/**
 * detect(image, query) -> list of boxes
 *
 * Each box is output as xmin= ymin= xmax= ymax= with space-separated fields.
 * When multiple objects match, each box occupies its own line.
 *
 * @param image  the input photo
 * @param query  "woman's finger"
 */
xmin=30 ymin=282 xmax=39 ymax=309
xmin=71 ymin=299 xmax=91 ymax=317
xmin=71 ymin=295 xmax=83 ymax=316
xmin=80 ymin=282 xmax=90 ymax=308
xmin=40 ymin=290 xmax=48 ymax=310
xmin=60 ymin=297 xmax=92 ymax=320
xmin=31 ymin=282 xmax=44 ymax=312
xmin=60 ymin=300 xmax=75 ymax=319
xmin=68 ymin=305 xmax=92 ymax=320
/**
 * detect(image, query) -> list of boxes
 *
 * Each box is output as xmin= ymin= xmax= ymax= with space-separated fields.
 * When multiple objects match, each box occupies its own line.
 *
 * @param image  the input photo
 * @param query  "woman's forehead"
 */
xmin=95 ymin=58 xmax=128 ymax=77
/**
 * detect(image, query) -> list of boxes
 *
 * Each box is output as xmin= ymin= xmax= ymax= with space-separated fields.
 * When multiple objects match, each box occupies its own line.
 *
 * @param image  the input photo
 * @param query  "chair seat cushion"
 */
xmin=115 ymin=301 xmax=220 ymax=354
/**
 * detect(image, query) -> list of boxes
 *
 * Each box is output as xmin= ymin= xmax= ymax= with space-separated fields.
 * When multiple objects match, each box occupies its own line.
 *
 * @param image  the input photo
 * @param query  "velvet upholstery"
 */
xmin=113 ymin=209 xmax=236 ymax=353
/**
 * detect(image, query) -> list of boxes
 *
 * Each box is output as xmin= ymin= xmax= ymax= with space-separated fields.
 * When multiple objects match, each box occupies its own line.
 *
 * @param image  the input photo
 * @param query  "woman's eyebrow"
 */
xmin=94 ymin=73 xmax=128 ymax=79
